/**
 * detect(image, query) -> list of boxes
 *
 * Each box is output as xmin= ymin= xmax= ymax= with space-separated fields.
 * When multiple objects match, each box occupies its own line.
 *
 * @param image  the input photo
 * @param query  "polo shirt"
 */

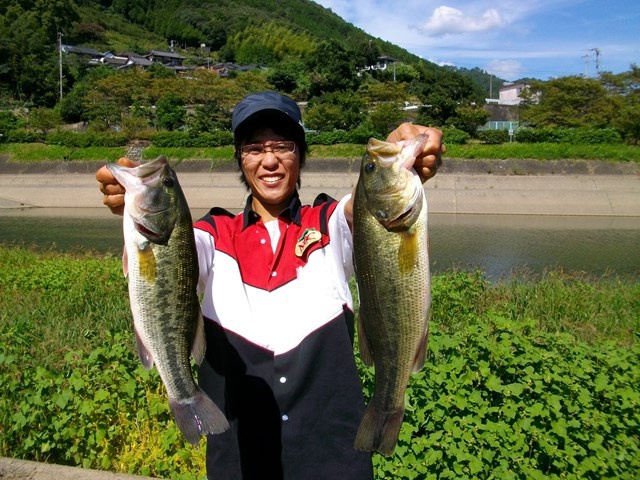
xmin=193 ymin=192 xmax=373 ymax=480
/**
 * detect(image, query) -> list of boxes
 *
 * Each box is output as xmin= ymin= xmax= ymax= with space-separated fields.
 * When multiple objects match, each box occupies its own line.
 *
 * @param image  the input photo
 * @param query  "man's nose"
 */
xmin=261 ymin=150 xmax=279 ymax=167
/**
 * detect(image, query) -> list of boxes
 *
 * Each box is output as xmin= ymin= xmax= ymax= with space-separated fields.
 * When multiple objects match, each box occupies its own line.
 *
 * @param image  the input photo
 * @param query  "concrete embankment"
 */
xmin=1 ymin=159 xmax=639 ymax=216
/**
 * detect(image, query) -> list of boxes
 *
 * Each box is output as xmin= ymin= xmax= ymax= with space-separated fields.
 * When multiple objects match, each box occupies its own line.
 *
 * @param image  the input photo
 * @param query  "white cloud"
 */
xmin=485 ymin=59 xmax=525 ymax=80
xmin=421 ymin=6 xmax=506 ymax=37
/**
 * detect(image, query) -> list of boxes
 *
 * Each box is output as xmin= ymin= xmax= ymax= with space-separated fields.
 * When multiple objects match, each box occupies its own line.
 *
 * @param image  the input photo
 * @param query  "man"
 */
xmin=97 ymin=91 xmax=444 ymax=479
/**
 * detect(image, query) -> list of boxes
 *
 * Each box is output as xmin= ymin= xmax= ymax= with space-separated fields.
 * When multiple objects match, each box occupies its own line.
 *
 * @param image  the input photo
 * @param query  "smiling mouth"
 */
xmin=261 ymin=175 xmax=284 ymax=184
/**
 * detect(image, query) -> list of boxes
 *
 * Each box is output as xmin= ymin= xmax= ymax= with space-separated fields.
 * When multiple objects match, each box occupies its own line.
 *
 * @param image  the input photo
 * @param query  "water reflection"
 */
xmin=1 ymin=209 xmax=638 ymax=281
xmin=429 ymin=214 xmax=639 ymax=280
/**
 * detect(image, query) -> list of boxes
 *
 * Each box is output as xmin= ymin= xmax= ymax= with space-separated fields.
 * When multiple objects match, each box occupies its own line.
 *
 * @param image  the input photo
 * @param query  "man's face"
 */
xmin=240 ymin=127 xmax=300 ymax=212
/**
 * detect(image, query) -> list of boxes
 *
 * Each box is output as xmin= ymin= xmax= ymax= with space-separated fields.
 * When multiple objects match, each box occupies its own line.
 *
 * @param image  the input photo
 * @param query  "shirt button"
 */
xmin=271 ymin=271 xmax=277 ymax=277
xmin=279 ymin=376 xmax=287 ymax=384
xmin=260 ymin=238 xmax=266 ymax=245
xmin=282 ymin=414 xmax=289 ymax=422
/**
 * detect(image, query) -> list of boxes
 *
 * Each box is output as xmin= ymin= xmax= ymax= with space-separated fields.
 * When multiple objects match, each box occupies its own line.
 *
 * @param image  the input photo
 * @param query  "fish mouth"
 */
xmin=386 ymin=202 xmax=418 ymax=231
xmin=134 ymin=220 xmax=170 ymax=245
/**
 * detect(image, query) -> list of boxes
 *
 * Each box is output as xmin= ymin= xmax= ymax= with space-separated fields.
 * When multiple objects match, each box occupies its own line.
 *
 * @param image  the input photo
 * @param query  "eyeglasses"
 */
xmin=240 ymin=141 xmax=296 ymax=159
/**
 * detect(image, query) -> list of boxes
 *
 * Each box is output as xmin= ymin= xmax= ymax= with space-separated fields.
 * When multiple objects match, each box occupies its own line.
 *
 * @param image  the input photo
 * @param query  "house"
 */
xmin=482 ymin=82 xmax=541 ymax=130
xmin=497 ymin=82 xmax=530 ymax=105
xmin=145 ymin=50 xmax=185 ymax=67
xmin=92 ymin=52 xmax=129 ymax=68
xmin=121 ymin=53 xmax=153 ymax=69
xmin=60 ymin=44 xmax=102 ymax=60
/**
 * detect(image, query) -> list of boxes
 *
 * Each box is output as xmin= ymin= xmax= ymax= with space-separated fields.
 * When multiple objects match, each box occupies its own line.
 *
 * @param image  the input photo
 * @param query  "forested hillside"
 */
xmin=0 ymin=0 xmax=486 ymax=105
xmin=2 ymin=0 xmax=637 ymax=143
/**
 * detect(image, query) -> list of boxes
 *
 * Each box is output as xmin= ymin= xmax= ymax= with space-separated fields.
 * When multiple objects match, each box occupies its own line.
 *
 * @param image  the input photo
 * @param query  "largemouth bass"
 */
xmin=107 ymin=156 xmax=229 ymax=445
xmin=353 ymin=136 xmax=431 ymax=456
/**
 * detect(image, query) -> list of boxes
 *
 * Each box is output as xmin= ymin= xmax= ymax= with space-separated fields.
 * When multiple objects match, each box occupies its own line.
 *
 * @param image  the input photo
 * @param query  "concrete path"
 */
xmin=0 ymin=457 xmax=158 ymax=480
xmin=1 ymin=171 xmax=639 ymax=216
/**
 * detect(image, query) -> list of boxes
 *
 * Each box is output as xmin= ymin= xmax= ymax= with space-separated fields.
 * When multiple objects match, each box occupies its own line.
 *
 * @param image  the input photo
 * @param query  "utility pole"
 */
xmin=591 ymin=48 xmax=601 ymax=74
xmin=582 ymin=51 xmax=591 ymax=77
xmin=489 ymin=73 xmax=493 ymax=99
xmin=58 ymin=31 xmax=64 ymax=100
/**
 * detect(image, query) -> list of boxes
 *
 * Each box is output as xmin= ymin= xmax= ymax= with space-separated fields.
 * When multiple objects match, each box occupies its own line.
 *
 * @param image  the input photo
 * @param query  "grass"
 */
xmin=0 ymin=245 xmax=637 ymax=370
xmin=1 ymin=245 xmax=638 ymax=479
xmin=1 ymin=141 xmax=639 ymax=163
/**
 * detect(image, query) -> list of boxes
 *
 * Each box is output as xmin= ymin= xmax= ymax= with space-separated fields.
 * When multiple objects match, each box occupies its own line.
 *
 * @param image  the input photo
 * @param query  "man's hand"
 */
xmin=96 ymin=157 xmax=139 ymax=215
xmin=386 ymin=123 xmax=445 ymax=183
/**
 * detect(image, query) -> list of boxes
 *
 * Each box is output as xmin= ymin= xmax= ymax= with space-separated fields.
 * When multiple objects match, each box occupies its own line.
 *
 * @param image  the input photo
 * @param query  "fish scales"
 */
xmin=108 ymin=156 xmax=229 ymax=445
xmin=353 ymin=137 xmax=431 ymax=456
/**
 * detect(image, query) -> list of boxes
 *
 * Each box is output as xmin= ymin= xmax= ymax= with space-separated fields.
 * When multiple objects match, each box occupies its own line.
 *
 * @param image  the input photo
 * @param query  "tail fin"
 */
xmin=169 ymin=388 xmax=229 ymax=445
xmin=354 ymin=404 xmax=405 ymax=456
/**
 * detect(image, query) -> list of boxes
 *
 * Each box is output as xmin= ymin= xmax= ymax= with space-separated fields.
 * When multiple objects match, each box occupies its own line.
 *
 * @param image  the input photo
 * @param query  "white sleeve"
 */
xmin=328 ymin=194 xmax=354 ymax=278
xmin=194 ymin=228 xmax=215 ymax=296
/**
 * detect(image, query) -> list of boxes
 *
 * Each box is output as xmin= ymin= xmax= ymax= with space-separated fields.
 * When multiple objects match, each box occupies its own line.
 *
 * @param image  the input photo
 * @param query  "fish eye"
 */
xmin=364 ymin=162 xmax=375 ymax=174
xmin=162 ymin=176 xmax=174 ymax=188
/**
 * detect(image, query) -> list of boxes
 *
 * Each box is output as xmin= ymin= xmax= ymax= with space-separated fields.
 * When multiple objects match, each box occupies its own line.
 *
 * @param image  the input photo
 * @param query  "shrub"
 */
xmin=5 ymin=129 xmax=44 ymax=143
xmin=45 ymin=131 xmax=128 ymax=147
xmin=149 ymin=131 xmax=233 ymax=148
xmin=477 ymin=129 xmax=509 ymax=144
xmin=516 ymin=127 xmax=623 ymax=144
xmin=441 ymin=127 xmax=470 ymax=145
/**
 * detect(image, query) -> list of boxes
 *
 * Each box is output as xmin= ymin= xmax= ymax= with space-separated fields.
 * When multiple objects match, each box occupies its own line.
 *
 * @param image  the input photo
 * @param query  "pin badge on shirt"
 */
xmin=295 ymin=228 xmax=322 ymax=257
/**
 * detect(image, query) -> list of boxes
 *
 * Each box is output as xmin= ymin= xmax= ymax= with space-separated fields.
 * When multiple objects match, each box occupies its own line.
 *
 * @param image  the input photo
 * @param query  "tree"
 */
xmin=367 ymin=102 xmax=406 ymax=137
xmin=604 ymin=65 xmax=640 ymax=143
xmin=304 ymin=40 xmax=360 ymax=97
xmin=155 ymin=93 xmax=186 ymax=131
xmin=187 ymin=101 xmax=231 ymax=134
xmin=452 ymin=105 xmax=491 ymax=136
xmin=28 ymin=107 xmax=61 ymax=134
xmin=0 ymin=0 xmax=79 ymax=105
xmin=520 ymin=76 xmax=616 ymax=128
xmin=304 ymin=91 xmax=364 ymax=131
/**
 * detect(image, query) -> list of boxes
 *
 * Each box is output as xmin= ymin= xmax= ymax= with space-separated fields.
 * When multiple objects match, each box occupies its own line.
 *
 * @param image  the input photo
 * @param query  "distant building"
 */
xmin=357 ymin=56 xmax=397 ymax=75
xmin=482 ymin=81 xmax=540 ymax=130
xmin=497 ymin=82 xmax=530 ymax=105
xmin=145 ymin=50 xmax=185 ymax=67
xmin=60 ymin=44 xmax=102 ymax=60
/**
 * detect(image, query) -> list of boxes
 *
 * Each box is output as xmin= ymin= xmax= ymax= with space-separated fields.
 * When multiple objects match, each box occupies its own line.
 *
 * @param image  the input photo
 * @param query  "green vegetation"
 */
xmin=1 ymin=1 xmax=639 ymax=143
xmin=1 ymin=245 xmax=638 ymax=479
xmin=2 ymin=141 xmax=640 ymax=165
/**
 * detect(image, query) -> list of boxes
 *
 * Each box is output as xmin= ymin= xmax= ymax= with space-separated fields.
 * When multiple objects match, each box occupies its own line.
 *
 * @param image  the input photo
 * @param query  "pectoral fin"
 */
xmin=412 ymin=322 xmax=429 ymax=373
xmin=135 ymin=329 xmax=154 ymax=370
xmin=398 ymin=231 xmax=418 ymax=275
xmin=191 ymin=309 xmax=206 ymax=365
xmin=137 ymin=243 xmax=157 ymax=283
xmin=357 ymin=312 xmax=374 ymax=367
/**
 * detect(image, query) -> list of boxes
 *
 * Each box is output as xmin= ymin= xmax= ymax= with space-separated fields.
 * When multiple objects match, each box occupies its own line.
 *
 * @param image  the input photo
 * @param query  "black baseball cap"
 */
xmin=231 ymin=91 xmax=304 ymax=140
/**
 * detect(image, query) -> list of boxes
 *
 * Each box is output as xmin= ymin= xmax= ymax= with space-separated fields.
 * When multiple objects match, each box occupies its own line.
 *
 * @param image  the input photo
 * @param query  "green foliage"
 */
xmin=477 ymin=129 xmax=510 ymax=144
xmin=304 ymin=91 xmax=365 ymax=132
xmin=443 ymin=142 xmax=640 ymax=162
xmin=155 ymin=94 xmax=187 ymax=131
xmin=226 ymin=21 xmax=316 ymax=65
xmin=1 ymin=247 xmax=639 ymax=479
xmin=441 ymin=127 xmax=470 ymax=145
xmin=453 ymin=105 xmax=491 ymax=137
xmin=515 ymin=127 xmax=623 ymax=144
xmin=521 ymin=76 xmax=622 ymax=128
xmin=371 ymin=315 xmax=640 ymax=479
xmin=5 ymin=129 xmax=45 ymax=143
xmin=367 ymin=102 xmax=408 ymax=138
xmin=28 ymin=108 xmax=62 ymax=134
xmin=149 ymin=130 xmax=233 ymax=148
xmin=46 ymin=131 xmax=129 ymax=147
xmin=0 ymin=111 xmax=21 ymax=139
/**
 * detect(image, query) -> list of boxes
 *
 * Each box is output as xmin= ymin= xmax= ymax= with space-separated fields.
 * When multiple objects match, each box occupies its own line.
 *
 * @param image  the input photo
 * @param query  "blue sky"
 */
xmin=312 ymin=0 xmax=639 ymax=81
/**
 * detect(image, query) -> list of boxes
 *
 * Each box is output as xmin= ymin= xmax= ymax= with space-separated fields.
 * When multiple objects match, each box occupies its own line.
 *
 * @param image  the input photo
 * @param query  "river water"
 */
xmin=1 ymin=208 xmax=638 ymax=281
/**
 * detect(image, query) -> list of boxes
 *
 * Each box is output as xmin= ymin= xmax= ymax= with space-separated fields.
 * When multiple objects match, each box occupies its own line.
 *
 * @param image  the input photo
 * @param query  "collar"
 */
xmin=241 ymin=192 xmax=302 ymax=230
